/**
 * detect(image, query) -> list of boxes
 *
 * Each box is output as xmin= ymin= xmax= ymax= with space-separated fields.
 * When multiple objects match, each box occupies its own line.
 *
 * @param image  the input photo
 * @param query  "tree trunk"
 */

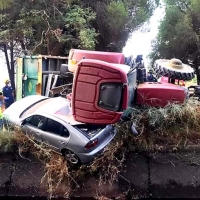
xmin=3 ymin=43 xmax=11 ymax=79
xmin=10 ymin=40 xmax=15 ymax=91
xmin=19 ymin=39 xmax=26 ymax=51
xmin=3 ymin=42 xmax=15 ymax=91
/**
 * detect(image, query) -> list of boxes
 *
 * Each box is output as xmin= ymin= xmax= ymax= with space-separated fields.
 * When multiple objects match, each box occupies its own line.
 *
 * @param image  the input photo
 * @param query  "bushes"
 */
xmin=0 ymin=130 xmax=14 ymax=153
xmin=0 ymin=99 xmax=200 ymax=198
xmin=124 ymin=99 xmax=200 ymax=150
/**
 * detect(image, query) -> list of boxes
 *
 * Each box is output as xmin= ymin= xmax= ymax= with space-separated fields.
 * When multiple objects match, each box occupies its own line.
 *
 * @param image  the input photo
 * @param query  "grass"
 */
xmin=128 ymin=99 xmax=200 ymax=150
xmin=0 ymin=130 xmax=14 ymax=153
xmin=185 ymin=75 xmax=197 ymax=87
xmin=1 ymin=99 xmax=200 ymax=198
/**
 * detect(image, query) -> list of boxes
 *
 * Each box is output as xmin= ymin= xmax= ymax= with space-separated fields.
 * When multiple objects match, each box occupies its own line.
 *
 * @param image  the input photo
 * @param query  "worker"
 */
xmin=146 ymin=69 xmax=157 ymax=82
xmin=2 ymin=80 xmax=15 ymax=109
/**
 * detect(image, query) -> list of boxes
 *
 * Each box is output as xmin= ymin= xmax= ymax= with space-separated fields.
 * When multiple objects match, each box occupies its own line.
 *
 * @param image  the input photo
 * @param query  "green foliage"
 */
xmin=106 ymin=1 xmax=128 ymax=32
xmin=0 ymin=0 xmax=159 ymax=56
xmin=79 ymin=28 xmax=97 ymax=50
xmin=0 ymin=130 xmax=14 ymax=153
xmin=0 ymin=0 xmax=13 ymax=9
xmin=61 ymin=5 xmax=97 ymax=53
xmin=77 ymin=0 xmax=159 ymax=51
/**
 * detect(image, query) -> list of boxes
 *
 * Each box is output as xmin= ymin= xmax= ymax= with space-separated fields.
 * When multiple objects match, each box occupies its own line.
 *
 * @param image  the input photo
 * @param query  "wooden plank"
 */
xmin=50 ymin=84 xmax=72 ymax=95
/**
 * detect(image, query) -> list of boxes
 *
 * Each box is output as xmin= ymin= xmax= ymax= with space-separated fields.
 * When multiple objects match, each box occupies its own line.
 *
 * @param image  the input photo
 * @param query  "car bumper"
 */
xmin=77 ymin=129 xmax=117 ymax=164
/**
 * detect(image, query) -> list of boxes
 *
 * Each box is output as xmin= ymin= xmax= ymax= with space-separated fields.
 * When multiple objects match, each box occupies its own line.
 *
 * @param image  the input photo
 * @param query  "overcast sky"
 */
xmin=123 ymin=4 xmax=165 ymax=65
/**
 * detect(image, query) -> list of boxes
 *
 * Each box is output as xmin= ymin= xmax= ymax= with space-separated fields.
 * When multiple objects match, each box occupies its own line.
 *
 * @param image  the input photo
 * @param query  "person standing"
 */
xmin=146 ymin=69 xmax=157 ymax=82
xmin=2 ymin=80 xmax=15 ymax=109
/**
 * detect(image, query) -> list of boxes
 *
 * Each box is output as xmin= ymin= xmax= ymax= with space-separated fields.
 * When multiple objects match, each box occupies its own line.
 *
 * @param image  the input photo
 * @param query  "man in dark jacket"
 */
xmin=2 ymin=80 xmax=15 ymax=109
xmin=146 ymin=69 xmax=157 ymax=82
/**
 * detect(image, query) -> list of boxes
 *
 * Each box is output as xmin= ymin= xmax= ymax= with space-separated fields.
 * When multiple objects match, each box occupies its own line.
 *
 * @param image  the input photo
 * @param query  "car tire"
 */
xmin=153 ymin=61 xmax=195 ymax=81
xmin=63 ymin=149 xmax=81 ymax=165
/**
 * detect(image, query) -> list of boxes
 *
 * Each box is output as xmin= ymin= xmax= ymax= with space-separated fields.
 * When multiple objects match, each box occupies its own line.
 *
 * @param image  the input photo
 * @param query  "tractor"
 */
xmin=47 ymin=49 xmax=195 ymax=135
xmin=153 ymin=58 xmax=198 ymax=100
xmin=59 ymin=50 xmax=194 ymax=112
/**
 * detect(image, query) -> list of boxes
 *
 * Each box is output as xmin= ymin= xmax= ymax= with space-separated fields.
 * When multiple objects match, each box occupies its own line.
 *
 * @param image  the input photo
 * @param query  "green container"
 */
xmin=16 ymin=55 xmax=68 ymax=100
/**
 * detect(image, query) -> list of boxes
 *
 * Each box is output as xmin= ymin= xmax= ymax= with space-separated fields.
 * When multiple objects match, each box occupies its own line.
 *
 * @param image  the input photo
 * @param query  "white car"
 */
xmin=3 ymin=95 xmax=116 ymax=164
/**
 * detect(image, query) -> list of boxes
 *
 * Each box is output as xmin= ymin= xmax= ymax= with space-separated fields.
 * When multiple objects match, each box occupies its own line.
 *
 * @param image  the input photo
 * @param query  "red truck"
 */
xmin=60 ymin=49 xmax=194 ymax=125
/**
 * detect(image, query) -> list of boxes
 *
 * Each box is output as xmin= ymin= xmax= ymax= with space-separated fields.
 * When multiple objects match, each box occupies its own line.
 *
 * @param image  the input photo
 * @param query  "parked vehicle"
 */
xmin=3 ymin=95 xmax=116 ymax=165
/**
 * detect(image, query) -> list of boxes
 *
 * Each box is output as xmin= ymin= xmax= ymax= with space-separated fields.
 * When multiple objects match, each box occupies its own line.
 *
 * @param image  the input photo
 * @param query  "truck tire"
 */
xmin=60 ymin=64 xmax=70 ymax=76
xmin=153 ymin=60 xmax=195 ymax=81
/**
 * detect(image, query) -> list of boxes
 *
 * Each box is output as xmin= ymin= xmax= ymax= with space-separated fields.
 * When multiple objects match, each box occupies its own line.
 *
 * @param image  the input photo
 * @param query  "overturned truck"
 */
xmin=16 ymin=50 xmax=196 ymax=124
xmin=60 ymin=49 xmax=194 ymax=110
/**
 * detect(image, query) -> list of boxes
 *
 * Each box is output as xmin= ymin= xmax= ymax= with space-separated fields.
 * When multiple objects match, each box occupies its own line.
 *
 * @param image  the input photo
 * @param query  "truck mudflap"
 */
xmin=71 ymin=59 xmax=128 ymax=124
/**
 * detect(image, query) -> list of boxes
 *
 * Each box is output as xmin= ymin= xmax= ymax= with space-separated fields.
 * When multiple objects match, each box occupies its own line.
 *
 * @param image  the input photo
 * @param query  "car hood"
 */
xmin=3 ymin=95 xmax=49 ymax=123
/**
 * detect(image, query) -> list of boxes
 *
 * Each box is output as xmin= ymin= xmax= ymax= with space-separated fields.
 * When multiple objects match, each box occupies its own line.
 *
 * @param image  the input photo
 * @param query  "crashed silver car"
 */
xmin=3 ymin=95 xmax=116 ymax=164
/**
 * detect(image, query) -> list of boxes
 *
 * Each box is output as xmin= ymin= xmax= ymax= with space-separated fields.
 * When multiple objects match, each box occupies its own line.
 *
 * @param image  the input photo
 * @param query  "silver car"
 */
xmin=3 ymin=95 xmax=116 ymax=164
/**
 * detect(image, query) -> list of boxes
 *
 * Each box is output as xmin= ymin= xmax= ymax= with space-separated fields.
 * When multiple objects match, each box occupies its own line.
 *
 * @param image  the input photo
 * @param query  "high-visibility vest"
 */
xmin=0 ymin=108 xmax=3 ymax=119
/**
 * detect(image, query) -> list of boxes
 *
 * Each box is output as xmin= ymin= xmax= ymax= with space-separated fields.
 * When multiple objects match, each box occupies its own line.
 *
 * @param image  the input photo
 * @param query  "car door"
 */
xmin=21 ymin=115 xmax=46 ymax=142
xmin=71 ymin=59 xmax=128 ymax=124
xmin=40 ymin=118 xmax=70 ymax=151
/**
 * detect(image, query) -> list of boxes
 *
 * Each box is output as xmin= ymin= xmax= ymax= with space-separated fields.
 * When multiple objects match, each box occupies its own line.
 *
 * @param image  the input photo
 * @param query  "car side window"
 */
xmin=46 ymin=118 xmax=62 ymax=135
xmin=25 ymin=115 xmax=46 ymax=130
xmin=61 ymin=126 xmax=70 ymax=138
xmin=45 ymin=118 xmax=70 ymax=137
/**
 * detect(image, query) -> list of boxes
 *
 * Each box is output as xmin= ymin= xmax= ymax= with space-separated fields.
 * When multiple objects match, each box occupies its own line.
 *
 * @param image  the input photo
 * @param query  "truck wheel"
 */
xmin=153 ymin=60 xmax=195 ymax=81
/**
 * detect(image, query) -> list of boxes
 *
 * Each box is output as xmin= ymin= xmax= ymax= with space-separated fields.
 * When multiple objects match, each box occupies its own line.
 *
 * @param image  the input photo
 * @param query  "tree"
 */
xmin=80 ymin=0 xmax=160 ymax=51
xmin=149 ymin=0 xmax=200 ymax=83
xmin=0 ymin=0 xmax=99 ymax=90
xmin=0 ymin=0 xmax=159 ymax=90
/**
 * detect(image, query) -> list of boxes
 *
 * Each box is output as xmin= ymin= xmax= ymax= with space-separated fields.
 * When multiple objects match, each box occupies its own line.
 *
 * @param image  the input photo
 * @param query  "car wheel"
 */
xmin=64 ymin=150 xmax=80 ymax=165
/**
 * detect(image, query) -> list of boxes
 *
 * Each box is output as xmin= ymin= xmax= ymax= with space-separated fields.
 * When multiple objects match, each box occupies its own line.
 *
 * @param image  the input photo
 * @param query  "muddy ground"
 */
xmin=1 ymin=151 xmax=200 ymax=198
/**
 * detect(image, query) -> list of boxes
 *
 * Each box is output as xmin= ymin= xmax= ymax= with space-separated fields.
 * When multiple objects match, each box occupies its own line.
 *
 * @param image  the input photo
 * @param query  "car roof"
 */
xmin=24 ymin=97 xmax=84 ymax=125
xmin=53 ymin=114 xmax=84 ymax=125
xmin=36 ymin=97 xmax=70 ymax=113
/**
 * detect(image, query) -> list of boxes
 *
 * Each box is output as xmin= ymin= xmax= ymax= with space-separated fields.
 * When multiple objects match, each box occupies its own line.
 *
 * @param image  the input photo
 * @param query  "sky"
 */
xmin=122 ymin=4 xmax=165 ymax=66
xmin=0 ymin=4 xmax=165 ymax=89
